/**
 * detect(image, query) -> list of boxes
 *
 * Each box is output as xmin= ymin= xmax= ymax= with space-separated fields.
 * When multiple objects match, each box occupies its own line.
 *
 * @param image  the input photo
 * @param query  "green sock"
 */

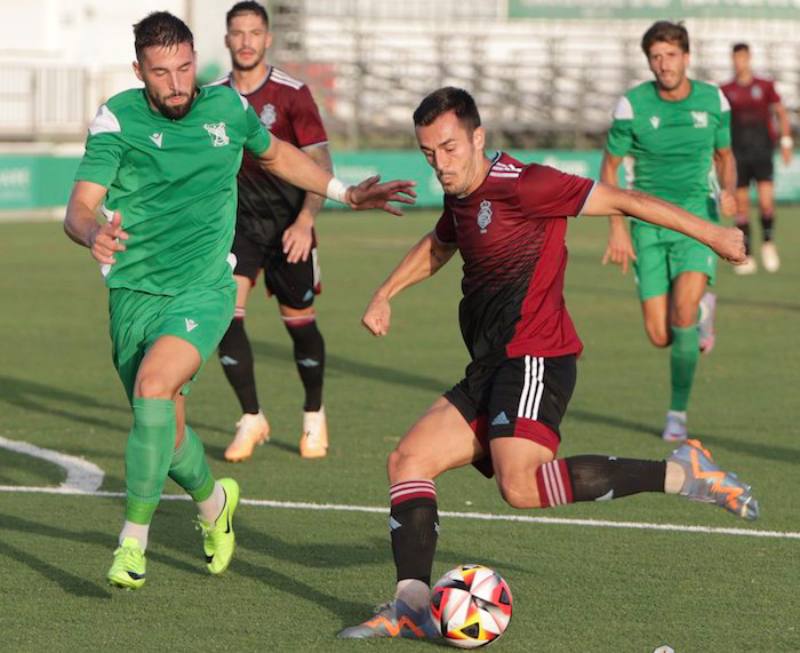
xmin=670 ymin=325 xmax=699 ymax=412
xmin=125 ymin=398 xmax=176 ymax=524
xmin=168 ymin=425 xmax=215 ymax=502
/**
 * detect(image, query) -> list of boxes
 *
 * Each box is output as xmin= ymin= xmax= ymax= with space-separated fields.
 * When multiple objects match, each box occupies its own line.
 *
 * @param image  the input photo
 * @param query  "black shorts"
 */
xmin=231 ymin=229 xmax=321 ymax=309
xmin=444 ymin=354 xmax=577 ymax=478
xmin=736 ymin=154 xmax=774 ymax=187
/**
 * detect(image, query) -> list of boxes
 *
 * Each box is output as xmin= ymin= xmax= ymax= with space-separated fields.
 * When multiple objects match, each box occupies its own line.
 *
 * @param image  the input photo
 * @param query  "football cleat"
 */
xmin=733 ymin=255 xmax=757 ymax=275
xmin=224 ymin=411 xmax=270 ymax=462
xmin=662 ymin=410 xmax=688 ymax=442
xmin=669 ymin=439 xmax=759 ymax=520
xmin=697 ymin=291 xmax=716 ymax=354
xmin=337 ymin=599 xmax=440 ymax=640
xmin=761 ymin=242 xmax=780 ymax=273
xmin=196 ymin=478 xmax=240 ymax=574
xmin=107 ymin=537 xmax=146 ymax=590
xmin=299 ymin=407 xmax=328 ymax=459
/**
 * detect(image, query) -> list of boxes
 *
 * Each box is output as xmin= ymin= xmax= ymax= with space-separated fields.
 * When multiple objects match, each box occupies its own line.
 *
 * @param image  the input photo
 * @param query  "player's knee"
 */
xmin=671 ymin=307 xmax=697 ymax=329
xmin=497 ymin=476 xmax=538 ymax=510
xmin=135 ymin=374 xmax=174 ymax=399
xmin=387 ymin=447 xmax=433 ymax=483
xmin=644 ymin=324 xmax=670 ymax=348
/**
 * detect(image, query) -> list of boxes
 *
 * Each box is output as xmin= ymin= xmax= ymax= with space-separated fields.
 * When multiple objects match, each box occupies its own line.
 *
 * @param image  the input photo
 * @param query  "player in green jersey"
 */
xmin=600 ymin=21 xmax=737 ymax=442
xmin=63 ymin=11 xmax=415 ymax=590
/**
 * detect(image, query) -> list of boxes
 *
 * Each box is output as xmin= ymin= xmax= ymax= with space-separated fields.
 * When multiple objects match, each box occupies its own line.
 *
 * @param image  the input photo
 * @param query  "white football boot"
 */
xmin=299 ymin=407 xmax=328 ymax=458
xmin=224 ymin=411 xmax=270 ymax=462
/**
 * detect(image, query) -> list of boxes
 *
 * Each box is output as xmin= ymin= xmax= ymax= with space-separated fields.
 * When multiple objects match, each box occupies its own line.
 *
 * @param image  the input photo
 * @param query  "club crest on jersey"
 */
xmin=477 ymin=200 xmax=492 ymax=234
xmin=260 ymin=103 xmax=277 ymax=130
xmin=691 ymin=111 xmax=708 ymax=128
xmin=203 ymin=122 xmax=230 ymax=147
xmin=649 ymin=116 xmax=660 ymax=129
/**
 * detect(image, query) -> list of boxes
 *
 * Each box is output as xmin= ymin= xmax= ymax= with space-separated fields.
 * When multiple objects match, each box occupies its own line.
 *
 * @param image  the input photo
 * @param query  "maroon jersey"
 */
xmin=219 ymin=67 xmax=328 ymax=245
xmin=720 ymin=77 xmax=781 ymax=154
xmin=434 ymin=153 xmax=595 ymax=363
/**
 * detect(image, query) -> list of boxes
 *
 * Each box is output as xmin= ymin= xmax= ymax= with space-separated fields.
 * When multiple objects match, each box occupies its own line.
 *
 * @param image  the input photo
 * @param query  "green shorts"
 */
xmin=631 ymin=204 xmax=718 ymax=302
xmin=109 ymin=286 xmax=235 ymax=402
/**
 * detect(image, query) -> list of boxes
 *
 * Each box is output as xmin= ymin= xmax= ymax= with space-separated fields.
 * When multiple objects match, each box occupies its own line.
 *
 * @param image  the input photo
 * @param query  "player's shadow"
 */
xmin=567 ymin=408 xmax=800 ymax=464
xmin=0 ymin=510 xmax=202 ymax=598
xmin=250 ymin=339 xmax=451 ymax=394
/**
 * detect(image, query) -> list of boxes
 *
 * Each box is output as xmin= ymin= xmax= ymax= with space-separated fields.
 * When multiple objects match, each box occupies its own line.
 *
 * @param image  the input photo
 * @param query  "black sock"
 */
xmin=536 ymin=457 xmax=666 ymax=506
xmin=736 ymin=221 xmax=752 ymax=254
xmin=283 ymin=317 xmax=325 ymax=412
xmin=389 ymin=480 xmax=438 ymax=584
xmin=761 ymin=212 xmax=775 ymax=242
xmin=218 ymin=315 xmax=260 ymax=414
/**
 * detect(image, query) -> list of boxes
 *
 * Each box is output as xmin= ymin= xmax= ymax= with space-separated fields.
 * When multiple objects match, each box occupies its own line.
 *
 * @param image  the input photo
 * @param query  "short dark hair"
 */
xmin=641 ymin=21 xmax=690 ymax=55
xmin=413 ymin=87 xmax=481 ymax=132
xmin=133 ymin=12 xmax=194 ymax=61
xmin=732 ymin=42 xmax=750 ymax=53
xmin=226 ymin=1 xmax=270 ymax=28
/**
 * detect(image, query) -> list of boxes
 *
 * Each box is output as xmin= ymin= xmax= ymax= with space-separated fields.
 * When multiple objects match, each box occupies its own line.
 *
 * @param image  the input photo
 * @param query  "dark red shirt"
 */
xmin=434 ymin=153 xmax=595 ymax=363
xmin=720 ymin=77 xmax=781 ymax=153
xmin=219 ymin=67 xmax=328 ymax=245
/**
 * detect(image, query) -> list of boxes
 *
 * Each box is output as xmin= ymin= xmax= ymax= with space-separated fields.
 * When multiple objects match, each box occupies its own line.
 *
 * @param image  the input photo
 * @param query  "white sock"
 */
xmin=395 ymin=579 xmax=431 ymax=612
xmin=119 ymin=521 xmax=150 ymax=550
xmin=197 ymin=481 xmax=226 ymax=524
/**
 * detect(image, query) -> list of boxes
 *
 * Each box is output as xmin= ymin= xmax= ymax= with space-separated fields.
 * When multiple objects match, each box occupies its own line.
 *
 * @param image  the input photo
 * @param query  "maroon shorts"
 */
xmin=444 ymin=354 xmax=576 ymax=478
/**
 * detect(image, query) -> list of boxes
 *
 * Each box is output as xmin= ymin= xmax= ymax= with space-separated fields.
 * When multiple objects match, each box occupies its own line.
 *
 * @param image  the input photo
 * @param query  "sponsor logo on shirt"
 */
xmin=260 ymin=104 xmax=277 ymax=130
xmin=649 ymin=116 xmax=660 ymax=129
xmin=477 ymin=200 xmax=492 ymax=234
xmin=203 ymin=122 xmax=230 ymax=147
xmin=751 ymin=85 xmax=763 ymax=100
xmin=691 ymin=111 xmax=708 ymax=128
xmin=149 ymin=132 xmax=163 ymax=148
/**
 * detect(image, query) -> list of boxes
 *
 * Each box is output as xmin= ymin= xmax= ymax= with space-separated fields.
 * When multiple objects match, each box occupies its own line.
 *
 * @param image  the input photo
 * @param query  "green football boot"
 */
xmin=107 ymin=537 xmax=146 ymax=590
xmin=197 ymin=478 xmax=240 ymax=574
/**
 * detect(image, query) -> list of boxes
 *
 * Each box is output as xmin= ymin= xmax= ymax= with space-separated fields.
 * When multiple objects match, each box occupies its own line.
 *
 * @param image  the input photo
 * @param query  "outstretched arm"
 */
xmin=582 ymin=183 xmax=745 ymax=264
xmin=259 ymin=137 xmax=416 ymax=215
xmin=362 ymin=232 xmax=458 ymax=336
xmin=599 ymin=150 xmax=637 ymax=274
xmin=64 ymin=180 xmax=128 ymax=265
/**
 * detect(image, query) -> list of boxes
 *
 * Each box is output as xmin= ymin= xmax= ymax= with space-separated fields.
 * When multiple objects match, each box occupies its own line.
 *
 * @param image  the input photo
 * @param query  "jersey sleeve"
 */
xmin=290 ymin=85 xmax=328 ymax=148
xmin=243 ymin=102 xmax=272 ymax=156
xmin=74 ymin=105 xmax=124 ymax=188
xmin=434 ymin=205 xmax=456 ymax=244
xmin=517 ymin=164 xmax=596 ymax=218
xmin=605 ymin=95 xmax=634 ymax=157
xmin=715 ymin=87 xmax=732 ymax=149
xmin=766 ymin=80 xmax=781 ymax=105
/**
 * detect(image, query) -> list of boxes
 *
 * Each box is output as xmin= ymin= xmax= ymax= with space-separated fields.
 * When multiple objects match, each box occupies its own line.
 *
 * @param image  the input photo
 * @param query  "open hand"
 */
xmin=601 ymin=223 xmax=637 ymax=274
xmin=282 ymin=216 xmax=314 ymax=263
xmin=347 ymin=176 xmax=417 ymax=216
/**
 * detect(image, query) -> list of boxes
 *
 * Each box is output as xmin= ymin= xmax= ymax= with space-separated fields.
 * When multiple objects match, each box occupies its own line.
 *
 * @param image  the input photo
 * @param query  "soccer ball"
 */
xmin=430 ymin=564 xmax=513 ymax=648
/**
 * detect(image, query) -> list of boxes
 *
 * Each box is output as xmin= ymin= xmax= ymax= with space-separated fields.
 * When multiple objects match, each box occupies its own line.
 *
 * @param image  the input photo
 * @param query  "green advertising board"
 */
xmin=3 ymin=149 xmax=800 ymax=213
xmin=508 ymin=0 xmax=800 ymax=20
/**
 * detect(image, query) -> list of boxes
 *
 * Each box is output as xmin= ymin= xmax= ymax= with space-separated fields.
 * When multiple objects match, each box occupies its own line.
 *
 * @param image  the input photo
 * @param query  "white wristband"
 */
xmin=780 ymin=135 xmax=794 ymax=149
xmin=326 ymin=177 xmax=349 ymax=204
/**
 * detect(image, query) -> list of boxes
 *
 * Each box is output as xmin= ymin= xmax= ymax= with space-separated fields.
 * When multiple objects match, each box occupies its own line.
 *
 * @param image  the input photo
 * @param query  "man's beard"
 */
xmin=232 ymin=50 xmax=264 ymax=72
xmin=148 ymin=88 xmax=196 ymax=120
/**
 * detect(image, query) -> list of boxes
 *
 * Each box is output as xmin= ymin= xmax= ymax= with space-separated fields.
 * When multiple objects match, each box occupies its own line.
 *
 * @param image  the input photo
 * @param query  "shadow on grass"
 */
xmin=568 ymin=408 xmax=800 ymax=465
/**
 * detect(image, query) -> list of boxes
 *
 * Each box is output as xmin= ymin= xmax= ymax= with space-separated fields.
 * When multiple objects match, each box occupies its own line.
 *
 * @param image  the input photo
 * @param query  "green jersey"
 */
xmin=75 ymin=85 xmax=271 ymax=295
xmin=606 ymin=80 xmax=731 ymax=218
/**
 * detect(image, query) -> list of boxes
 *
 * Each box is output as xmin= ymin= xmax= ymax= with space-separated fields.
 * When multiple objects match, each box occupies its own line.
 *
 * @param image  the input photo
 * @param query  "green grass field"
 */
xmin=1 ymin=209 xmax=798 ymax=652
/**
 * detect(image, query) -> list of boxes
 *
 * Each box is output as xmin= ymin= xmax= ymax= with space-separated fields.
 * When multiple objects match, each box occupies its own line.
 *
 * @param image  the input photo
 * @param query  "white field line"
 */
xmin=0 ymin=435 xmax=103 ymax=492
xmin=0 ymin=485 xmax=798 ymax=541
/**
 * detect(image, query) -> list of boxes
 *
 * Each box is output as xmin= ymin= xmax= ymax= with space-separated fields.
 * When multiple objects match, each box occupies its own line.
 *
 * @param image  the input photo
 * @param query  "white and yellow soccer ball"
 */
xmin=430 ymin=564 xmax=513 ymax=648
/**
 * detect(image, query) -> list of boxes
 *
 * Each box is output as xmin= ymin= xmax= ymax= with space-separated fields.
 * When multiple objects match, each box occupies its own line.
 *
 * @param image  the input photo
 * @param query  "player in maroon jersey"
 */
xmin=339 ymin=88 xmax=758 ymax=640
xmin=721 ymin=43 xmax=793 ymax=274
xmin=216 ymin=1 xmax=332 ymax=461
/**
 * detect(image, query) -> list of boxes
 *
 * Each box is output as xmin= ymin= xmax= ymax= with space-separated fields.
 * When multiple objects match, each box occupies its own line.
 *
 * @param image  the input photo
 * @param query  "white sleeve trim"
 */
xmin=718 ymin=87 xmax=731 ymax=112
xmin=301 ymin=141 xmax=329 ymax=151
xmin=88 ymin=105 xmax=121 ymax=136
xmin=612 ymin=96 xmax=634 ymax=120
